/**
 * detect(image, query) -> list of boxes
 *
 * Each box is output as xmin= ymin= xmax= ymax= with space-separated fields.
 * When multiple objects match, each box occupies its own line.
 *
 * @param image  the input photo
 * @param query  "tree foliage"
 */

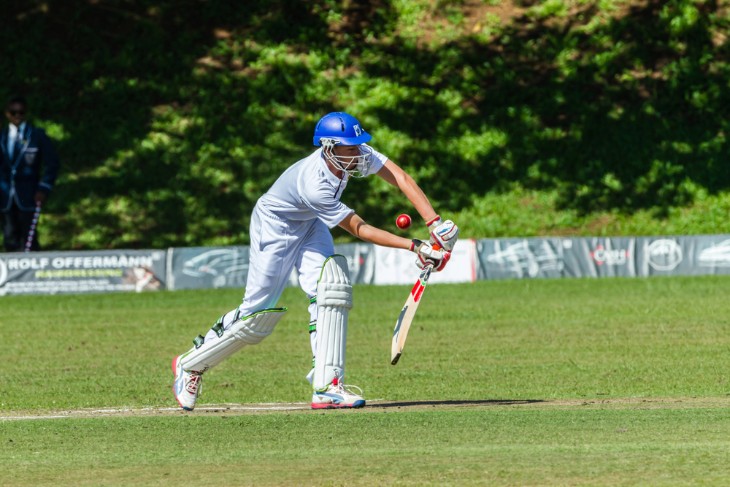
xmin=2 ymin=0 xmax=728 ymax=249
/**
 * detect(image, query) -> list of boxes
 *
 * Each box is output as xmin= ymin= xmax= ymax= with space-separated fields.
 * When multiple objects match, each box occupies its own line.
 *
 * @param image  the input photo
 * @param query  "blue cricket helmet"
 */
xmin=313 ymin=112 xmax=372 ymax=146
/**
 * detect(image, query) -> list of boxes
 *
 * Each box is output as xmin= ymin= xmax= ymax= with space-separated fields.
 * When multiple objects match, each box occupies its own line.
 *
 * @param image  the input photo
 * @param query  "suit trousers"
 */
xmin=1 ymin=203 xmax=40 ymax=252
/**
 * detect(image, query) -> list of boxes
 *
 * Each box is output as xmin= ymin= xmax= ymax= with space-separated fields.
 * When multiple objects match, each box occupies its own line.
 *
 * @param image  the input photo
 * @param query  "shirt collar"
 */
xmin=9 ymin=122 xmax=26 ymax=138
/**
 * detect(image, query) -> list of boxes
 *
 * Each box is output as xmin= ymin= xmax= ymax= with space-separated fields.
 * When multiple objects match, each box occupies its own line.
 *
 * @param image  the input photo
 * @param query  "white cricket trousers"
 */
xmin=204 ymin=202 xmax=334 ymax=345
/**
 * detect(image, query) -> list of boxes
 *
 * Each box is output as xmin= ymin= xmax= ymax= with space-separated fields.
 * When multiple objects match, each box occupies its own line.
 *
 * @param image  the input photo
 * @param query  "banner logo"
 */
xmin=590 ymin=244 xmax=630 ymax=266
xmin=697 ymin=239 xmax=730 ymax=267
xmin=182 ymin=249 xmax=248 ymax=288
xmin=647 ymin=239 xmax=682 ymax=271
xmin=487 ymin=240 xmax=563 ymax=278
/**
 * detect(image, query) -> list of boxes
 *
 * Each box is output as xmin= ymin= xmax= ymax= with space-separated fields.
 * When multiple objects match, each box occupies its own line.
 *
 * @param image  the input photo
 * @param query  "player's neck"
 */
xmin=325 ymin=160 xmax=345 ymax=180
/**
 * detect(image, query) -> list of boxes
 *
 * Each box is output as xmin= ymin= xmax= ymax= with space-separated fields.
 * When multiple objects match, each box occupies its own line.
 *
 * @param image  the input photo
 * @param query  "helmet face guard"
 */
xmin=313 ymin=112 xmax=374 ymax=178
xmin=320 ymin=138 xmax=374 ymax=178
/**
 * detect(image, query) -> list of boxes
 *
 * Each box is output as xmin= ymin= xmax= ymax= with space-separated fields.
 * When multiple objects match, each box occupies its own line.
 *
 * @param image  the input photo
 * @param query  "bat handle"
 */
xmin=424 ymin=243 xmax=441 ymax=270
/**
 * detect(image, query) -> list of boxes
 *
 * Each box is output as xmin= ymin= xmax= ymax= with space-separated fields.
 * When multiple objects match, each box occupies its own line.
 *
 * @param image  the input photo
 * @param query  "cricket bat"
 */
xmin=390 ymin=263 xmax=434 ymax=365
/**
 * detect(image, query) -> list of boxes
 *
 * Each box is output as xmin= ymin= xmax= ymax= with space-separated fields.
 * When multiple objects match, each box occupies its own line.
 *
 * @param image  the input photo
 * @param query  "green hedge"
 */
xmin=3 ymin=0 xmax=728 ymax=249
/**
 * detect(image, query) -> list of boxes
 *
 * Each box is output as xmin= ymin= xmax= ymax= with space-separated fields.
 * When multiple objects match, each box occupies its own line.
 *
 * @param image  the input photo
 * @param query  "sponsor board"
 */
xmin=697 ymin=239 xmax=730 ymax=267
xmin=4 ymin=234 xmax=730 ymax=296
xmin=169 ymin=247 xmax=250 ymax=290
xmin=480 ymin=238 xmax=565 ymax=279
xmin=0 ymin=250 xmax=166 ymax=296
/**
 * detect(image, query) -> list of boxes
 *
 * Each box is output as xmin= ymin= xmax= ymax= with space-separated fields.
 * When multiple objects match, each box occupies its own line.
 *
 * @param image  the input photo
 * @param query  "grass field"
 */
xmin=1 ymin=276 xmax=729 ymax=486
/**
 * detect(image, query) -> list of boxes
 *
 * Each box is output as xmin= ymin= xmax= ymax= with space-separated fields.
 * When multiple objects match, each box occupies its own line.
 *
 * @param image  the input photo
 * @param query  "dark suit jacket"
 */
xmin=0 ymin=122 xmax=60 ymax=211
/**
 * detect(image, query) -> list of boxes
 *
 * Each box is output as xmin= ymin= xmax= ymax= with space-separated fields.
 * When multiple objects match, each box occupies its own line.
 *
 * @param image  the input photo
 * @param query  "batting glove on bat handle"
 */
xmin=426 ymin=216 xmax=459 ymax=252
xmin=410 ymin=239 xmax=451 ymax=271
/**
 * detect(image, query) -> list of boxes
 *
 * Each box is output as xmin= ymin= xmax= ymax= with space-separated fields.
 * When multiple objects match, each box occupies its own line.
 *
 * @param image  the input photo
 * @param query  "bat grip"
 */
xmin=424 ymin=243 xmax=442 ymax=270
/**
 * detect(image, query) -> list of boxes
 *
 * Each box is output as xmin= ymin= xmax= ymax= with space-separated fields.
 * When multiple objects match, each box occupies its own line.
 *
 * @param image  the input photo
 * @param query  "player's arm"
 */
xmin=376 ymin=160 xmax=438 ymax=224
xmin=376 ymin=159 xmax=459 ymax=251
xmin=338 ymin=212 xmax=410 ymax=249
xmin=337 ymin=212 xmax=447 ymax=268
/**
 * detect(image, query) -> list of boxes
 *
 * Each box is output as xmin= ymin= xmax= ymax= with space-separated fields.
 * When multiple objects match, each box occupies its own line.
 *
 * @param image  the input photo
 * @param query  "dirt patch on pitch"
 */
xmin=1 ymin=396 xmax=727 ymax=421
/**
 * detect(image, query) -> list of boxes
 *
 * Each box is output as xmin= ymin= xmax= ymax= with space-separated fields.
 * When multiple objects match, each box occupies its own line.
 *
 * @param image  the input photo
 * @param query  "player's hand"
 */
xmin=410 ymin=239 xmax=451 ymax=272
xmin=427 ymin=216 xmax=459 ymax=252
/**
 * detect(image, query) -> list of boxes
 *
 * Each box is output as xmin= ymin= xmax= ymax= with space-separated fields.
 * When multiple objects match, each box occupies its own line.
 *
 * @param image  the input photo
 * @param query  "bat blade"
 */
xmin=390 ymin=265 xmax=433 ymax=365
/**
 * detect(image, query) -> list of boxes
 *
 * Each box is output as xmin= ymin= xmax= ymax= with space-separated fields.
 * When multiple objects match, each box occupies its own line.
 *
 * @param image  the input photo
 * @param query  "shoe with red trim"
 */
xmin=311 ymin=377 xmax=365 ymax=409
xmin=172 ymin=355 xmax=202 ymax=411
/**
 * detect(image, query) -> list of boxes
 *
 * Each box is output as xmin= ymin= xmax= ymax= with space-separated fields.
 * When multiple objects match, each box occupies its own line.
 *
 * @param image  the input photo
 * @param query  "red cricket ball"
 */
xmin=396 ymin=213 xmax=412 ymax=229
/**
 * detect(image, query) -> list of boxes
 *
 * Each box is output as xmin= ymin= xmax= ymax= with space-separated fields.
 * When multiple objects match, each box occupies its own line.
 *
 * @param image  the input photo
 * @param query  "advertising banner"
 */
xmin=476 ymin=234 xmax=730 ymax=280
xmin=0 ymin=250 xmax=166 ymax=295
xmin=636 ymin=235 xmax=730 ymax=276
xmin=167 ymin=246 xmax=250 ymax=290
xmin=4 ymin=234 xmax=730 ymax=296
xmin=477 ymin=238 xmax=567 ymax=280
xmin=167 ymin=243 xmax=375 ymax=291
xmin=691 ymin=236 xmax=730 ymax=273
xmin=564 ymin=237 xmax=636 ymax=278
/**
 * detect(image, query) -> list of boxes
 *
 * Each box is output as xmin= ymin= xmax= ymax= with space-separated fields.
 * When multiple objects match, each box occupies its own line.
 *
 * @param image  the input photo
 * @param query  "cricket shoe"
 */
xmin=311 ymin=378 xmax=366 ymax=409
xmin=172 ymin=355 xmax=202 ymax=411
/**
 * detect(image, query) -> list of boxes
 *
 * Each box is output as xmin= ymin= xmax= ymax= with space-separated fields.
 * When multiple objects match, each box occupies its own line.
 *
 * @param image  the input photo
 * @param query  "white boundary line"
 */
xmin=0 ymin=399 xmax=393 ymax=421
xmin=5 ymin=397 xmax=721 ymax=421
xmin=0 ymin=403 xmax=313 ymax=421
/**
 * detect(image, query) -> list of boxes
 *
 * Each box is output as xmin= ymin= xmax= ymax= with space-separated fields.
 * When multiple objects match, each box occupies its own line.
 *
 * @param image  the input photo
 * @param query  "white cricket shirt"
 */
xmin=259 ymin=145 xmax=387 ymax=228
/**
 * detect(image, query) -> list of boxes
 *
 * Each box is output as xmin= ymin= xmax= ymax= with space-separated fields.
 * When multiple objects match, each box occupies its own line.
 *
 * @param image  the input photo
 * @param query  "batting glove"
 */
xmin=426 ymin=215 xmax=459 ymax=252
xmin=410 ymin=239 xmax=451 ymax=272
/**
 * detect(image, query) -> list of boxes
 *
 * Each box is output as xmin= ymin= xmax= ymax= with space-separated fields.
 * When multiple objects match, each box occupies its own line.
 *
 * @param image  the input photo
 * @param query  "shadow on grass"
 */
xmin=371 ymin=399 xmax=544 ymax=409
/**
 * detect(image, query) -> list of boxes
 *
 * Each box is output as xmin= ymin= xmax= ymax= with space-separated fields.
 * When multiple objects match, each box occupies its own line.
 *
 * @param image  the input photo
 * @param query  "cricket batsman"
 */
xmin=172 ymin=112 xmax=459 ymax=410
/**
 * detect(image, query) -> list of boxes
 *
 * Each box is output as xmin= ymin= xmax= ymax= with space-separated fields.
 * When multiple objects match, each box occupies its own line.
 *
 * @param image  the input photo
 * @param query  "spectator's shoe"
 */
xmin=311 ymin=378 xmax=365 ymax=409
xmin=172 ymin=355 xmax=202 ymax=411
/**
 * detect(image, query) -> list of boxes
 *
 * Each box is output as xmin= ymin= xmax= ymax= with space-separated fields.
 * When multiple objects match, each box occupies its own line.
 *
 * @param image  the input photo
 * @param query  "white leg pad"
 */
xmin=180 ymin=308 xmax=287 ymax=373
xmin=313 ymin=255 xmax=352 ymax=391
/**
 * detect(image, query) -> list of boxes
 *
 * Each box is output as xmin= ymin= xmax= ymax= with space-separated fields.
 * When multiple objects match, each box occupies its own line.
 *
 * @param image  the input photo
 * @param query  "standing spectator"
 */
xmin=0 ymin=96 xmax=60 ymax=251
